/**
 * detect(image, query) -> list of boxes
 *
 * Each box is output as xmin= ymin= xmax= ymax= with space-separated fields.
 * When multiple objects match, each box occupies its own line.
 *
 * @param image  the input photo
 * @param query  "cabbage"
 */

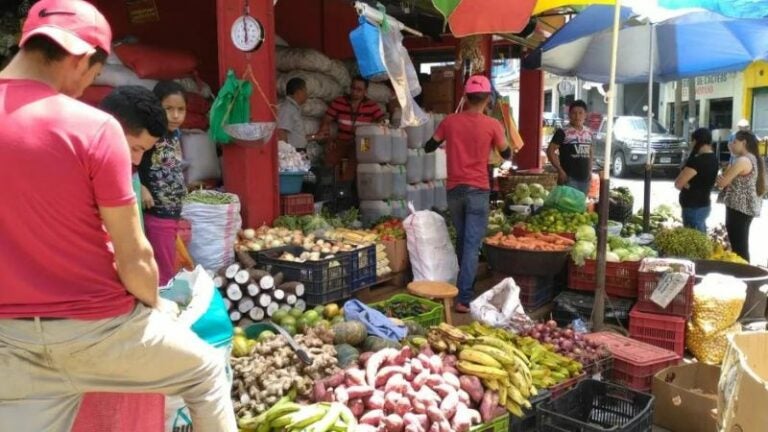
xmin=529 ymin=183 xmax=545 ymax=196
xmin=519 ymin=197 xmax=534 ymax=206
xmin=533 ymin=198 xmax=545 ymax=207
xmin=571 ymin=241 xmax=596 ymax=266
xmin=606 ymin=252 xmax=621 ymax=262
xmin=515 ymin=183 xmax=530 ymax=197
xmin=576 ymin=225 xmax=597 ymax=242
xmin=608 ymin=236 xmax=631 ymax=250
xmin=625 ymin=254 xmax=642 ymax=262
xmin=613 ymin=248 xmax=630 ymax=260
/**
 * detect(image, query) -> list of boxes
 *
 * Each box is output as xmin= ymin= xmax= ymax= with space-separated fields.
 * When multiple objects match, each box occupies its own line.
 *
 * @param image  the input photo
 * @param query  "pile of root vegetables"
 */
xmin=520 ymin=320 xmax=611 ymax=367
xmin=309 ymin=344 xmax=496 ymax=432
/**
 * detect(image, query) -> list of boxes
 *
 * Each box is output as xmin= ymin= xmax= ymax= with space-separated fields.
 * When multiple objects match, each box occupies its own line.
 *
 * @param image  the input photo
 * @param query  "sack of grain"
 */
xmin=276 ymin=47 xmax=333 ymax=74
xmin=94 ymin=64 xmax=158 ymax=90
xmin=278 ymin=71 xmax=343 ymax=102
xmin=301 ymin=98 xmax=328 ymax=118
xmin=367 ymin=82 xmax=392 ymax=104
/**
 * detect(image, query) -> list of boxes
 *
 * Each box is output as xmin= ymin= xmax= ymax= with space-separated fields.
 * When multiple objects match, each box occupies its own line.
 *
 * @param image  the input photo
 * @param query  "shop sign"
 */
xmin=681 ymin=73 xmax=735 ymax=98
xmin=126 ymin=0 xmax=160 ymax=24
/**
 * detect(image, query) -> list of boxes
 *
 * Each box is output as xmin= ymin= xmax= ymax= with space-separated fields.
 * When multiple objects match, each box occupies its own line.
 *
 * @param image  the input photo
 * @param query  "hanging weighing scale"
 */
xmin=230 ymin=0 xmax=264 ymax=52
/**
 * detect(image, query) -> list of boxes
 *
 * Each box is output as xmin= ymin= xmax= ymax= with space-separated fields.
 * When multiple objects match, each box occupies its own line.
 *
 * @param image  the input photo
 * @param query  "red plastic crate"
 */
xmin=629 ymin=307 xmax=686 ymax=357
xmin=568 ymin=259 xmax=640 ymax=298
xmin=280 ymin=193 xmax=314 ymax=216
xmin=634 ymin=271 xmax=694 ymax=317
xmin=585 ymin=332 xmax=680 ymax=392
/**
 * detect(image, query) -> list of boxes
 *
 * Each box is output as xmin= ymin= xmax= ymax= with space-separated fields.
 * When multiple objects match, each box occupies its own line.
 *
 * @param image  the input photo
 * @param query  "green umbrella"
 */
xmin=209 ymin=69 xmax=252 ymax=144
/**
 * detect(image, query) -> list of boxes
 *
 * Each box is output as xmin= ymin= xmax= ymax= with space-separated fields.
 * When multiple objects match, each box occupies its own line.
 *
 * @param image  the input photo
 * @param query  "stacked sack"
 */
xmin=79 ymin=43 xmax=220 ymax=187
xmin=404 ymin=113 xmax=448 ymax=212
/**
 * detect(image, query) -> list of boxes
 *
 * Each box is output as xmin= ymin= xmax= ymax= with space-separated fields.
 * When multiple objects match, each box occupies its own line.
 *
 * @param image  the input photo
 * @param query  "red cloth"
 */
xmin=182 ymin=111 xmax=210 ymax=130
xmin=185 ymin=92 xmax=212 ymax=115
xmin=434 ymin=112 xmax=505 ymax=190
xmin=80 ymin=85 xmax=114 ymax=107
xmin=114 ymin=44 xmax=198 ymax=80
xmin=448 ymin=0 xmax=537 ymax=37
xmin=72 ymin=393 xmax=164 ymax=432
xmin=0 ymin=79 xmax=136 ymax=319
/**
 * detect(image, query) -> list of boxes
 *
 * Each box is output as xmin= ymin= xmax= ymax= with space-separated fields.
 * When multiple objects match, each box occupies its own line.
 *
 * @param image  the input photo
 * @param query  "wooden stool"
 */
xmin=407 ymin=281 xmax=459 ymax=325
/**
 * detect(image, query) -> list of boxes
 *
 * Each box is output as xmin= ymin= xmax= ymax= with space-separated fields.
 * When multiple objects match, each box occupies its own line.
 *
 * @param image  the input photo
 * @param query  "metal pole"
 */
xmin=643 ymin=24 xmax=655 ymax=232
xmin=592 ymin=0 xmax=623 ymax=332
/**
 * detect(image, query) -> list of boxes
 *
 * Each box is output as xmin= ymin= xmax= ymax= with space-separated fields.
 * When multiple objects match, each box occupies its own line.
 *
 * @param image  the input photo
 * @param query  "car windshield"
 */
xmin=615 ymin=117 xmax=668 ymax=134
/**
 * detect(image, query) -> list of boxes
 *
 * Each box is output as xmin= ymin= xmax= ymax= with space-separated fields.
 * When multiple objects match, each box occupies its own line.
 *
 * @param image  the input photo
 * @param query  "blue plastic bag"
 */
xmin=349 ymin=17 xmax=388 ymax=80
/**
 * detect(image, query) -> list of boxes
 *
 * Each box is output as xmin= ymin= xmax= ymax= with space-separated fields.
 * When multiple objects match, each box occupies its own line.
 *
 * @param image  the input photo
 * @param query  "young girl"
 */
xmin=139 ymin=80 xmax=188 ymax=285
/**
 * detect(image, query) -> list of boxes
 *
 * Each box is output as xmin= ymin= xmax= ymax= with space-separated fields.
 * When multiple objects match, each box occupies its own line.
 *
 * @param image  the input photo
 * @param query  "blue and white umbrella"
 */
xmin=660 ymin=0 xmax=768 ymax=19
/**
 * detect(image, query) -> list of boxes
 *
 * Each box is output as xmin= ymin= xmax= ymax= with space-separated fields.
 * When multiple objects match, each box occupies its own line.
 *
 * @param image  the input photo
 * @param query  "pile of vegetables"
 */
xmin=231 ymin=327 xmax=339 ymax=420
xmin=628 ymin=204 xmax=681 ymax=234
xmin=239 ymin=398 xmax=358 ymax=432
xmin=372 ymin=218 xmax=406 ymax=241
xmin=486 ymin=209 xmax=527 ymax=236
xmin=273 ymin=210 xmax=363 ymax=235
xmin=236 ymin=226 xmax=304 ymax=253
xmin=519 ymin=320 xmax=611 ymax=367
xmin=485 ymin=231 xmax=574 ymax=252
xmin=655 ymin=227 xmax=713 ymax=260
xmin=709 ymin=224 xmax=747 ymax=264
xmin=268 ymin=303 xmax=344 ymax=337
xmin=183 ymin=189 xmax=238 ymax=205
xmin=506 ymin=183 xmax=549 ymax=207
xmin=571 ymin=225 xmax=657 ymax=266
xmin=607 ymin=186 xmax=634 ymax=223
xmin=372 ymin=297 xmax=432 ymax=320
xmin=215 ymin=261 xmax=305 ymax=325
xmin=523 ymin=209 xmax=597 ymax=234
xmin=278 ymin=141 xmax=311 ymax=173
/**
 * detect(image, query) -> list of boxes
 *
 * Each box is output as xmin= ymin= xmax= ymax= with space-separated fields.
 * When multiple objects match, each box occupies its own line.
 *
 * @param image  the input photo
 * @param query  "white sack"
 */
xmin=404 ymin=206 xmax=458 ymax=283
xmin=470 ymin=278 xmax=527 ymax=328
xmin=94 ymin=63 xmax=158 ymax=89
xmin=181 ymin=195 xmax=242 ymax=271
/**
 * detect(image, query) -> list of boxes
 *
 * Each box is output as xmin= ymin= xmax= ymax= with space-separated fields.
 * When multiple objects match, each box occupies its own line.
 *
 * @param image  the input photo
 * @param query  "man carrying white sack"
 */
xmin=0 ymin=1 xmax=236 ymax=431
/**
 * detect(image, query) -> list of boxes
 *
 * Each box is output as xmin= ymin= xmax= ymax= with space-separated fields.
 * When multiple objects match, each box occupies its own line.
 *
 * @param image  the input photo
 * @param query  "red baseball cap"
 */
xmin=20 ymin=0 xmax=112 ymax=56
xmin=465 ymin=75 xmax=492 ymax=94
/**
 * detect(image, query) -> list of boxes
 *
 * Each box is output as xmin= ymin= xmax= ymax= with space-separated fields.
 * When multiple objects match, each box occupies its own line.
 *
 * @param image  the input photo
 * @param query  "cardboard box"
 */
xmin=422 ymin=80 xmax=455 ymax=105
xmin=430 ymin=66 xmax=455 ymax=82
xmin=425 ymin=101 xmax=455 ymax=114
xmin=719 ymin=331 xmax=768 ymax=432
xmin=652 ymin=363 xmax=720 ymax=432
xmin=382 ymin=238 xmax=408 ymax=273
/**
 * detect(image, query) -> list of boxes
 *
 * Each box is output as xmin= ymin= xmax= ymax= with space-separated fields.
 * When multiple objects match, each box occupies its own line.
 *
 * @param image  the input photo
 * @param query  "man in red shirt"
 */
xmin=321 ymin=75 xmax=385 ymax=180
xmin=0 ymin=2 xmax=236 ymax=431
xmin=425 ymin=75 xmax=511 ymax=312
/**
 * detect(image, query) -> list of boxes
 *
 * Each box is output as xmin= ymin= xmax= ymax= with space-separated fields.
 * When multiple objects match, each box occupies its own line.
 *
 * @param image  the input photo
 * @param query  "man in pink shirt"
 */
xmin=424 ymin=75 xmax=511 ymax=312
xmin=0 ymin=1 xmax=236 ymax=431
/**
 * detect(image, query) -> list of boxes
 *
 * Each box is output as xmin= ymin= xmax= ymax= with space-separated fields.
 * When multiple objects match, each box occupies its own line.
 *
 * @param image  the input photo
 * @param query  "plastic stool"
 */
xmin=406 ymin=281 xmax=459 ymax=325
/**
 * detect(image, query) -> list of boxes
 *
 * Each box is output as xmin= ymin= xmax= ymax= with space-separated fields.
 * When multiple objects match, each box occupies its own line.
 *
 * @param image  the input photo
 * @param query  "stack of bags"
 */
xmin=79 ymin=43 xmax=220 ymax=187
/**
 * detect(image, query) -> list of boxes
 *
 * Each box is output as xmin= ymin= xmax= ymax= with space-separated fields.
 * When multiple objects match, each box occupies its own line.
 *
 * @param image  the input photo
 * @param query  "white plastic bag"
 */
xmin=93 ymin=63 xmax=158 ymax=89
xmin=181 ymin=195 xmax=242 ymax=271
xmin=404 ymin=205 xmax=458 ymax=283
xmin=470 ymin=278 xmax=527 ymax=327
xmin=181 ymin=129 xmax=221 ymax=184
xmin=378 ymin=26 xmax=428 ymax=127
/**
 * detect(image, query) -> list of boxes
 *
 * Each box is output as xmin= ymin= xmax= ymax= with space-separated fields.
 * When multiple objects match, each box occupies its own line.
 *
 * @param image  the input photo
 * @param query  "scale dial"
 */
xmin=231 ymin=15 xmax=264 ymax=52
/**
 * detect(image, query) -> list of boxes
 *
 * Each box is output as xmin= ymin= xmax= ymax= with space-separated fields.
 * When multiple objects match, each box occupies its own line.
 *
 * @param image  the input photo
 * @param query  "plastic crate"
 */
xmin=568 ymin=259 xmax=641 ymax=298
xmin=585 ymin=332 xmax=680 ymax=392
xmin=629 ymin=307 xmax=686 ymax=357
xmin=635 ymin=270 xmax=694 ymax=317
xmin=583 ymin=354 xmax=614 ymax=379
xmin=257 ymin=246 xmax=351 ymax=305
xmin=552 ymin=291 xmax=634 ymax=328
xmin=368 ymin=293 xmax=444 ymax=328
xmin=471 ymin=413 xmax=509 ymax=432
xmin=279 ymin=172 xmax=305 ymax=195
xmin=280 ymin=193 xmax=314 ymax=216
xmin=538 ymin=379 xmax=654 ymax=432
xmin=509 ymin=390 xmax=551 ymax=432
xmin=548 ymin=373 xmax=587 ymax=398
xmin=349 ymin=244 xmax=377 ymax=291
xmin=516 ymin=275 xmax=555 ymax=310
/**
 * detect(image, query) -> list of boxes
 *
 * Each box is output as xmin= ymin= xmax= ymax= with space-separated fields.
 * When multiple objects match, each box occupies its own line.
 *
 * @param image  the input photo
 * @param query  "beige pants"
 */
xmin=0 ymin=304 xmax=237 ymax=432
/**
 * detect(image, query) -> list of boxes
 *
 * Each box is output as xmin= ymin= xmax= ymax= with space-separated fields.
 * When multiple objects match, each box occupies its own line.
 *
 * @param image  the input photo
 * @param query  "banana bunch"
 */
xmin=516 ymin=336 xmax=583 ymax=389
xmin=427 ymin=322 xmax=471 ymax=354
xmin=239 ymin=398 xmax=356 ymax=432
xmin=458 ymin=336 xmax=538 ymax=418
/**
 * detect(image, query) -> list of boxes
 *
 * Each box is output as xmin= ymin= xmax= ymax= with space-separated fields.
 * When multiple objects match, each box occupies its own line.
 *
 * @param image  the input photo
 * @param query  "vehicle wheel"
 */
xmin=612 ymin=152 xmax=628 ymax=178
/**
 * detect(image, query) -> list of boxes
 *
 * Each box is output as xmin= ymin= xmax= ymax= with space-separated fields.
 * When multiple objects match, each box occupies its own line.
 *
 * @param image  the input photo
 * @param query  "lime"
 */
xmin=280 ymin=316 xmax=297 ymax=327
xmin=303 ymin=310 xmax=321 ymax=325
xmin=282 ymin=324 xmax=297 ymax=336
xmin=324 ymin=303 xmax=340 ymax=319
xmin=315 ymin=319 xmax=331 ymax=330
xmin=296 ymin=317 xmax=309 ymax=333
xmin=257 ymin=330 xmax=275 ymax=342
xmin=313 ymin=305 xmax=325 ymax=316
xmin=289 ymin=308 xmax=303 ymax=319
xmin=272 ymin=310 xmax=289 ymax=324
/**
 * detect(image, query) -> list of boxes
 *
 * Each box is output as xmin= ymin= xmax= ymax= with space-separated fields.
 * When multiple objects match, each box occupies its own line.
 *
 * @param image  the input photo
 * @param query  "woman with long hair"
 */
xmin=716 ymin=130 xmax=766 ymax=261
xmin=674 ymin=128 xmax=719 ymax=232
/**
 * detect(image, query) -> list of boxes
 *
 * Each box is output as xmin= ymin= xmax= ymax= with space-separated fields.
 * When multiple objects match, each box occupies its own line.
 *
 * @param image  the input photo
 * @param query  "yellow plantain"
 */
xmin=483 ymin=379 xmax=500 ymax=391
xmin=529 ymin=385 xmax=538 ymax=397
xmin=457 ymin=360 xmax=509 ymax=380
xmin=459 ymin=349 xmax=503 ymax=369
xmin=471 ymin=344 xmax=516 ymax=366
xmin=505 ymin=401 xmax=524 ymax=418
xmin=509 ymin=372 xmax=530 ymax=398
xmin=499 ymin=384 xmax=508 ymax=405
xmin=508 ymin=386 xmax=526 ymax=406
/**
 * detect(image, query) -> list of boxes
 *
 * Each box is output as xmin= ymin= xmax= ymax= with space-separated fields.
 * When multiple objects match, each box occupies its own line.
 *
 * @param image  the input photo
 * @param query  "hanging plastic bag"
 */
xmin=470 ymin=277 xmax=532 ymax=329
xmin=404 ymin=204 xmax=458 ymax=283
xmin=378 ymin=24 xmax=428 ymax=127
xmin=349 ymin=16 xmax=388 ymax=80
xmin=208 ymin=69 xmax=252 ymax=144
xmin=180 ymin=192 xmax=242 ymax=271
xmin=543 ymin=185 xmax=587 ymax=213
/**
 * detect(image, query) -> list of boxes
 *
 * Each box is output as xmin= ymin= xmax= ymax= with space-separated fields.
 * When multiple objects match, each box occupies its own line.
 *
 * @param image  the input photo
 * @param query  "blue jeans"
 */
xmin=567 ymin=177 xmax=590 ymax=195
xmin=682 ymin=206 xmax=711 ymax=233
xmin=448 ymin=186 xmax=490 ymax=305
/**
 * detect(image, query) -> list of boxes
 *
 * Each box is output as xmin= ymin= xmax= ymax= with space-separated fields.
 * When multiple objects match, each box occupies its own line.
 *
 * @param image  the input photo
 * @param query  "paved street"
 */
xmin=610 ymin=175 xmax=768 ymax=267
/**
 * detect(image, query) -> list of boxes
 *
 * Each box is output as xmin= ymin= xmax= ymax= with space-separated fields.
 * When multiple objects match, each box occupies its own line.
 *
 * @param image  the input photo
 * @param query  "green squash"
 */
xmin=362 ymin=336 xmax=401 ymax=352
xmin=404 ymin=320 xmax=426 ymax=336
xmin=332 ymin=320 xmax=368 ymax=346
xmin=335 ymin=344 xmax=360 ymax=368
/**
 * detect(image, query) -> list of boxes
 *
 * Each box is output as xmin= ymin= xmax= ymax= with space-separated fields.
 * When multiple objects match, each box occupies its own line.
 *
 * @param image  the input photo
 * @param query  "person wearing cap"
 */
xmin=424 ymin=75 xmax=512 ymax=313
xmin=0 ymin=2 xmax=236 ymax=431
xmin=547 ymin=100 xmax=593 ymax=194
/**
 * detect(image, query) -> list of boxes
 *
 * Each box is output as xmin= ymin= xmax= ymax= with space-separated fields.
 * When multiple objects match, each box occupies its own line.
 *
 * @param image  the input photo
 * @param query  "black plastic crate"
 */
xmin=537 ymin=380 xmax=654 ymax=432
xmin=257 ymin=246 xmax=351 ymax=305
xmin=509 ymin=390 xmax=550 ymax=432
xmin=553 ymin=291 xmax=634 ymax=328
xmin=349 ymin=244 xmax=376 ymax=292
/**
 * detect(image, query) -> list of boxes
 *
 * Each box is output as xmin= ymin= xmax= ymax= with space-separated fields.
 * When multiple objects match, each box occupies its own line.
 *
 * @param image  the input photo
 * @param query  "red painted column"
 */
xmin=454 ymin=35 xmax=494 ymax=111
xmin=217 ymin=0 xmax=279 ymax=227
xmin=518 ymin=69 xmax=544 ymax=169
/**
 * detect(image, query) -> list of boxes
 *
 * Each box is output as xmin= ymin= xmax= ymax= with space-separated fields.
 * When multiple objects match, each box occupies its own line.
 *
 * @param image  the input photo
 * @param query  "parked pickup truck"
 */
xmin=594 ymin=116 xmax=688 ymax=177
